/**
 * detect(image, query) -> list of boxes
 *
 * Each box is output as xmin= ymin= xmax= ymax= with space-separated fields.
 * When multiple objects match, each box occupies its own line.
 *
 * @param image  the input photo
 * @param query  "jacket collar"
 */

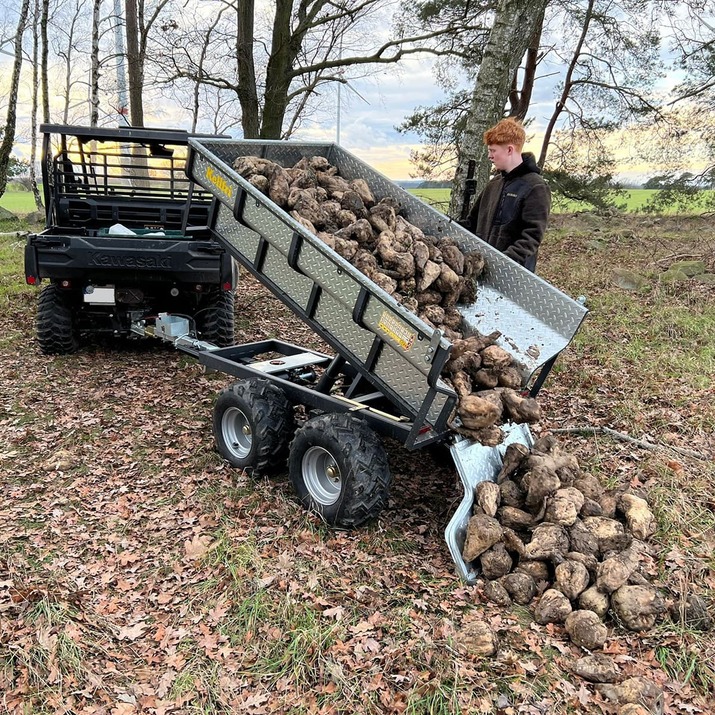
xmin=501 ymin=152 xmax=541 ymax=180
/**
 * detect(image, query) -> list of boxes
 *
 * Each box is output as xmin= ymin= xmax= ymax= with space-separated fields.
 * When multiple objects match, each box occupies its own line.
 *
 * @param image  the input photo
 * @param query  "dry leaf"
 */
xmin=117 ymin=622 xmax=148 ymax=641
xmin=183 ymin=533 xmax=214 ymax=560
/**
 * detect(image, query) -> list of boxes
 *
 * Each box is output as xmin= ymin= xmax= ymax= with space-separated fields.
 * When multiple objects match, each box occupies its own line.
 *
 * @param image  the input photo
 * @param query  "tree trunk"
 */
xmin=40 ymin=0 xmax=50 ymax=122
xmin=30 ymin=0 xmax=43 ymax=210
xmin=61 ymin=5 xmax=82 ymax=123
xmin=90 ymin=0 xmax=102 ymax=126
xmin=259 ymin=0 xmax=296 ymax=138
xmin=0 ymin=0 xmax=31 ymax=200
xmin=508 ymin=7 xmax=544 ymax=121
xmin=449 ymin=0 xmax=550 ymax=218
xmin=126 ymin=0 xmax=144 ymax=126
xmin=237 ymin=0 xmax=260 ymax=137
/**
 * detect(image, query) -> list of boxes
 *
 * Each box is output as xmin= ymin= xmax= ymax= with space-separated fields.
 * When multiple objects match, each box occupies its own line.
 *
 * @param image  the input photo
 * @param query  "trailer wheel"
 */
xmin=289 ymin=413 xmax=391 ymax=528
xmin=36 ymin=284 xmax=79 ymax=355
xmin=213 ymin=378 xmax=294 ymax=475
xmin=197 ymin=289 xmax=235 ymax=346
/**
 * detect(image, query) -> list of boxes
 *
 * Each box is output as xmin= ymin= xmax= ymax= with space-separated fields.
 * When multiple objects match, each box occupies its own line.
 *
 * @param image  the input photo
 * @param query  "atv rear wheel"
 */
xmin=197 ymin=288 xmax=235 ymax=346
xmin=213 ymin=378 xmax=294 ymax=476
xmin=36 ymin=283 xmax=79 ymax=355
xmin=289 ymin=413 xmax=391 ymax=528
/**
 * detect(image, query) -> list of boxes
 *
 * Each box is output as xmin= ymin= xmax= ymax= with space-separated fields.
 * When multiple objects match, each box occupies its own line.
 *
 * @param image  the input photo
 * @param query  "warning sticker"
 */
xmin=377 ymin=311 xmax=416 ymax=351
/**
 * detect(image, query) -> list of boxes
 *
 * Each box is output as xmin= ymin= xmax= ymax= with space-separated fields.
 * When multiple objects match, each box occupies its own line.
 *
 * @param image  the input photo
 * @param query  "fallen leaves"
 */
xmin=117 ymin=621 xmax=149 ymax=641
xmin=1 ymin=232 xmax=713 ymax=714
xmin=183 ymin=532 xmax=215 ymax=560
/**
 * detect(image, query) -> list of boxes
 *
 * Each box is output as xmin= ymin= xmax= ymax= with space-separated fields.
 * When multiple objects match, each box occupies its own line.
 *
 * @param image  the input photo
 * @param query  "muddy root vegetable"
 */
xmin=502 ymin=571 xmax=537 ymax=605
xmin=497 ymin=443 xmax=530 ymax=482
xmin=417 ymin=260 xmax=442 ymax=292
xmin=569 ymin=519 xmax=600 ymax=557
xmin=579 ymin=586 xmax=610 ymax=618
xmin=573 ymin=653 xmax=621 ymax=683
xmin=523 ymin=464 xmax=561 ymax=511
xmin=497 ymin=366 xmax=523 ymax=389
xmin=611 ymin=585 xmax=666 ymax=631
xmin=498 ymin=506 xmax=534 ymax=530
xmin=484 ymin=580 xmax=512 ymax=607
xmin=475 ymin=481 xmax=501 ymax=517
xmin=545 ymin=491 xmax=579 ymax=526
xmin=501 ymin=389 xmax=542 ymax=423
xmin=451 ymin=371 xmax=473 ymax=399
xmin=618 ymin=493 xmax=656 ymax=541
xmin=480 ymin=543 xmax=513 ymax=580
xmin=502 ymin=527 xmax=526 ymax=557
xmin=523 ymin=523 xmax=570 ymax=561
xmin=457 ymin=618 xmax=497 ymax=656
xmin=516 ymin=560 xmax=550 ymax=584
xmin=534 ymin=588 xmax=573 ymax=624
xmin=670 ymin=594 xmax=713 ymax=631
xmin=565 ymin=609 xmax=608 ymax=650
xmin=566 ymin=551 xmax=599 ymax=579
xmin=462 ymin=514 xmax=503 ymax=562
xmin=499 ymin=479 xmax=526 ymax=509
xmin=480 ymin=345 xmax=513 ymax=372
xmin=596 ymin=543 xmax=641 ymax=594
xmin=458 ymin=394 xmax=502 ymax=430
xmin=583 ymin=517 xmax=626 ymax=555
xmin=555 ymin=560 xmax=591 ymax=601
xmin=350 ymin=178 xmax=375 ymax=206
xmin=595 ymin=677 xmax=663 ymax=709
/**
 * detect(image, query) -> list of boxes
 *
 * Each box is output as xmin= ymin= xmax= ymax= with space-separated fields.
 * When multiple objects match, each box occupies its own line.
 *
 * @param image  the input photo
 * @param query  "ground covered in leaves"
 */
xmin=1 ymin=213 xmax=713 ymax=714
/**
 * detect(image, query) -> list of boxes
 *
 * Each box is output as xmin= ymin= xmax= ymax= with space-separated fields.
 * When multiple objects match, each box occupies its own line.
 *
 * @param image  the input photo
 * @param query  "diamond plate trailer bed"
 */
xmin=137 ymin=138 xmax=587 ymax=582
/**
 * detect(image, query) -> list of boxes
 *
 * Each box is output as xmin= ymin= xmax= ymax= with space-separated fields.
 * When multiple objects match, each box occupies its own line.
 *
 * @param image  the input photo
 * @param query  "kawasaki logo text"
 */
xmin=90 ymin=253 xmax=172 ymax=269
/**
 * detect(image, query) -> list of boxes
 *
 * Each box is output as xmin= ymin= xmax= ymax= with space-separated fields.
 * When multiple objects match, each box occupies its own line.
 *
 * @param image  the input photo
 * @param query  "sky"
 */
xmin=0 ymin=1 xmax=695 ymax=183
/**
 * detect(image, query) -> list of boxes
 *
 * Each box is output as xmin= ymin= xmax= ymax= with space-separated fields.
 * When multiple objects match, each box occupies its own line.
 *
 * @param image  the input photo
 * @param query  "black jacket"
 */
xmin=468 ymin=153 xmax=550 ymax=271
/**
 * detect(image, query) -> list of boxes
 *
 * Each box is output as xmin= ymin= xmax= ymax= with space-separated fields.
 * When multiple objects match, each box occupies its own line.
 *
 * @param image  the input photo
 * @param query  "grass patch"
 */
xmin=1 ymin=211 xmax=713 ymax=712
xmin=0 ymin=189 xmax=41 ymax=215
xmin=409 ymin=187 xmax=715 ymax=214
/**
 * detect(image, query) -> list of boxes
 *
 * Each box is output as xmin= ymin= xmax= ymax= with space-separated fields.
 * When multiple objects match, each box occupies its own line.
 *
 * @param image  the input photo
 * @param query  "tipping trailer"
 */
xmin=134 ymin=138 xmax=587 ymax=582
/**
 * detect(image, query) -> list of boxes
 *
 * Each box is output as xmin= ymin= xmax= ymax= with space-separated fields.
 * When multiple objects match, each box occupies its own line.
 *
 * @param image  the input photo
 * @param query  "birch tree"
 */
xmin=0 ymin=0 xmax=31 ymax=200
xmin=448 ymin=0 xmax=550 ymax=216
xmin=40 ymin=0 xmax=50 ymax=122
xmin=30 ymin=0 xmax=43 ymax=209
xmin=90 ymin=0 xmax=102 ymax=125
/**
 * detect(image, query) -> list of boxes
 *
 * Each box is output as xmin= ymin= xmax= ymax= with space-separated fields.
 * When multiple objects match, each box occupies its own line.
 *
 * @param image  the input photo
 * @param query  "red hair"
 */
xmin=484 ymin=118 xmax=526 ymax=150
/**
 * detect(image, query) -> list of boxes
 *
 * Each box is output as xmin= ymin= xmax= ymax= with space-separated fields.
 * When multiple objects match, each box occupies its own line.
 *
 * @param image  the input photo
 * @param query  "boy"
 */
xmin=467 ymin=117 xmax=550 ymax=272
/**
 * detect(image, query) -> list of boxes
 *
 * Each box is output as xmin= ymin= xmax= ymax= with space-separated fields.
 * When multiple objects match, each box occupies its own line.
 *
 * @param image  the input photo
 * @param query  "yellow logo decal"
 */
xmin=378 ymin=311 xmax=416 ymax=351
xmin=205 ymin=165 xmax=235 ymax=200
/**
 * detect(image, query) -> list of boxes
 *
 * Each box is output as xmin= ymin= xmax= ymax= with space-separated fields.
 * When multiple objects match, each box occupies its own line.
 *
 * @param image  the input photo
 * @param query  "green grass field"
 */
xmin=3 ymin=184 xmax=713 ymax=216
xmin=409 ymin=187 xmax=715 ymax=214
xmin=0 ymin=189 xmax=40 ymax=215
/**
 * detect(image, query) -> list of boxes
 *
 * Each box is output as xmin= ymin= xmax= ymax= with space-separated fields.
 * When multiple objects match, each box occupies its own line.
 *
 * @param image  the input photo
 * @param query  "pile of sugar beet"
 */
xmin=232 ymin=154 xmax=541 ymax=446
xmin=463 ymin=436 xmax=708 ymax=671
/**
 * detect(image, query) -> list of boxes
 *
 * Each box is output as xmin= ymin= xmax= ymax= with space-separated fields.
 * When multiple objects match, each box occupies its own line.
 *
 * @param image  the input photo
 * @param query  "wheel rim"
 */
xmin=302 ymin=446 xmax=342 ymax=506
xmin=222 ymin=406 xmax=253 ymax=459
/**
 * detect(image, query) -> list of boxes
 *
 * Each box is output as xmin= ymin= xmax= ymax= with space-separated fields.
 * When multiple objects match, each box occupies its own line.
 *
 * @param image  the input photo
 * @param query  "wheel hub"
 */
xmin=222 ymin=406 xmax=253 ymax=459
xmin=302 ymin=446 xmax=342 ymax=506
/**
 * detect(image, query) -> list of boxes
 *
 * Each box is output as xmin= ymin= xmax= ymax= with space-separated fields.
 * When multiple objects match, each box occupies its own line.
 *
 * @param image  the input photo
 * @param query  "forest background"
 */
xmin=2 ymin=0 xmax=715 ymax=217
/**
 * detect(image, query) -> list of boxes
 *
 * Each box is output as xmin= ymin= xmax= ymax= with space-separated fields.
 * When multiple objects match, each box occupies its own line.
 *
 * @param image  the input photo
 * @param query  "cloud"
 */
xmin=292 ymin=56 xmax=444 ymax=177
